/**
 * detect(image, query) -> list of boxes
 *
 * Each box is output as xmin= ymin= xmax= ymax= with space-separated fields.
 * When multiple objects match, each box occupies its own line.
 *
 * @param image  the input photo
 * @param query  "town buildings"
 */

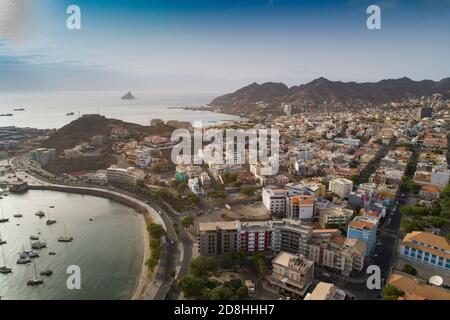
xmin=399 ymin=231 xmax=450 ymax=271
xmin=269 ymin=252 xmax=314 ymax=297
xmin=329 ymin=178 xmax=353 ymax=199
xmin=105 ymin=165 xmax=146 ymax=186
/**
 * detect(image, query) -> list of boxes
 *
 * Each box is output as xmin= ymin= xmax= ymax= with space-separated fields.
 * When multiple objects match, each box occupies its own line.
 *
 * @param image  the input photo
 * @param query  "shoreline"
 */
xmin=26 ymin=184 xmax=165 ymax=300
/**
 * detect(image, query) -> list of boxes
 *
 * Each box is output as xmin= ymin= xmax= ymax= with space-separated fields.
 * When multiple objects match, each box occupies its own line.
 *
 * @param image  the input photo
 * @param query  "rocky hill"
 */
xmin=210 ymin=77 xmax=450 ymax=108
xmin=40 ymin=114 xmax=175 ymax=174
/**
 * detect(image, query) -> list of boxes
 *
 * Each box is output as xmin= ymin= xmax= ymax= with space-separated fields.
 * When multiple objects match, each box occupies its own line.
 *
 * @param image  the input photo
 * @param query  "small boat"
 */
xmin=57 ymin=224 xmax=73 ymax=243
xmin=26 ymin=250 xmax=39 ymax=259
xmin=31 ymin=241 xmax=47 ymax=250
xmin=13 ymin=213 xmax=23 ymax=218
xmin=0 ymin=231 xmax=6 ymax=245
xmin=46 ymin=212 xmax=56 ymax=225
xmin=0 ymin=205 xmax=9 ymax=223
xmin=0 ymin=114 xmax=13 ymax=117
xmin=0 ymin=247 xmax=12 ymax=274
xmin=40 ymin=269 xmax=53 ymax=276
xmin=13 ymin=108 xmax=25 ymax=111
xmin=26 ymin=262 xmax=44 ymax=286
xmin=49 ymin=206 xmax=55 ymax=208
xmin=16 ymin=256 xmax=31 ymax=264
xmin=89 ymin=218 xmax=94 ymax=221
xmin=48 ymin=252 xmax=56 ymax=256
xmin=30 ymin=235 xmax=39 ymax=240
xmin=66 ymin=112 xmax=74 ymax=116
xmin=35 ymin=211 xmax=45 ymax=218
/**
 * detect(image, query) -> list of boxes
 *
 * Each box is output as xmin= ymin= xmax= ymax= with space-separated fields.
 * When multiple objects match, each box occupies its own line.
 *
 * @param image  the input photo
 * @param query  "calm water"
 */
xmin=0 ymin=190 xmax=144 ymax=300
xmin=0 ymin=91 xmax=243 ymax=129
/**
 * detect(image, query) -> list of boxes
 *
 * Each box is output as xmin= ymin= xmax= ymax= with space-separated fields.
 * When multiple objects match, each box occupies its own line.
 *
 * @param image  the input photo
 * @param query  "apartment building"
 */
xmin=270 ymin=252 xmax=314 ymax=297
xmin=304 ymin=282 xmax=346 ymax=300
xmin=318 ymin=207 xmax=354 ymax=228
xmin=399 ymin=231 xmax=450 ymax=271
xmin=329 ymin=178 xmax=353 ymax=199
xmin=262 ymin=186 xmax=289 ymax=215
xmin=271 ymin=219 xmax=313 ymax=255
xmin=239 ymin=221 xmax=273 ymax=253
xmin=106 ymin=165 xmax=146 ymax=186
xmin=286 ymin=195 xmax=315 ymax=220
xmin=198 ymin=221 xmax=239 ymax=256
xmin=347 ymin=216 xmax=378 ymax=256
xmin=308 ymin=230 xmax=366 ymax=275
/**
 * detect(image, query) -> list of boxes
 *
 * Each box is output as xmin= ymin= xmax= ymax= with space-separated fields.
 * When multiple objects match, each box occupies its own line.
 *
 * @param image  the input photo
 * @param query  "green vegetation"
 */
xmin=221 ymin=251 xmax=246 ymax=269
xmin=136 ymin=179 xmax=145 ymax=188
xmin=145 ymin=223 xmax=166 ymax=271
xmin=240 ymin=186 xmax=255 ymax=195
xmin=181 ymin=215 xmax=195 ymax=229
xmin=401 ymin=182 xmax=450 ymax=233
xmin=150 ymin=165 xmax=162 ymax=173
xmin=383 ymin=285 xmax=404 ymax=300
xmin=208 ymin=190 xmax=228 ymax=199
xmin=399 ymin=177 xmax=421 ymax=194
xmin=221 ymin=172 xmax=238 ymax=185
xmin=251 ymin=252 xmax=267 ymax=278
xmin=178 ymin=256 xmax=248 ymax=300
xmin=189 ymin=256 xmax=218 ymax=278
xmin=402 ymin=264 xmax=418 ymax=276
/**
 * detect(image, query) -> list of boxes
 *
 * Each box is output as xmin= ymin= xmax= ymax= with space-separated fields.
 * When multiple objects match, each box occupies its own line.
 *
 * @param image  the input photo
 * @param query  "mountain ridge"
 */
xmin=210 ymin=77 xmax=450 ymax=108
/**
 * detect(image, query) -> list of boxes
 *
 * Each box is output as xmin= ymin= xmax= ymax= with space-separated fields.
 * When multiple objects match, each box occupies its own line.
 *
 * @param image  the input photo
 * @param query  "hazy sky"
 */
xmin=0 ymin=0 xmax=449 ymax=93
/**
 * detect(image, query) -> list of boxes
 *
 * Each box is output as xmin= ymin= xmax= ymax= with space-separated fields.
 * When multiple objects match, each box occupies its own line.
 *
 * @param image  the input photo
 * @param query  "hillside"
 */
xmin=40 ymin=114 xmax=175 ymax=174
xmin=210 ymin=77 xmax=450 ymax=108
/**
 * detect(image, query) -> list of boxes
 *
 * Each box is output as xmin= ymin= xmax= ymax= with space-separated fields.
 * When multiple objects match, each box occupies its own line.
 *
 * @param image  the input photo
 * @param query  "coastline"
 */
xmin=25 ymin=183 xmax=165 ymax=300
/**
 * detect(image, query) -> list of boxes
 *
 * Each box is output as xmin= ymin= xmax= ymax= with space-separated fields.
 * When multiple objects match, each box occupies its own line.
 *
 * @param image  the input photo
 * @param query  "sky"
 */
xmin=0 ymin=0 xmax=450 ymax=93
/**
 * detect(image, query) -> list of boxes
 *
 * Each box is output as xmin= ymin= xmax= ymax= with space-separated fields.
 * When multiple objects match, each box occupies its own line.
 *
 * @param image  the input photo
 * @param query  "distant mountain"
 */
xmin=210 ymin=77 xmax=450 ymax=107
xmin=210 ymin=82 xmax=289 ymax=106
xmin=121 ymin=91 xmax=136 ymax=100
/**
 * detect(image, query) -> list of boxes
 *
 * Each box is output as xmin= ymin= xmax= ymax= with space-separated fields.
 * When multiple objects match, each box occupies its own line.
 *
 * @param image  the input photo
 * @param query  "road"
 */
xmin=10 ymin=154 xmax=194 ymax=300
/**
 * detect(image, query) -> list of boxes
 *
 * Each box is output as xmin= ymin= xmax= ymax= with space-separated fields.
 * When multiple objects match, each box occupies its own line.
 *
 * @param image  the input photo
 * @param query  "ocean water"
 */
xmin=0 ymin=91 xmax=242 ymax=129
xmin=0 ymin=190 xmax=144 ymax=300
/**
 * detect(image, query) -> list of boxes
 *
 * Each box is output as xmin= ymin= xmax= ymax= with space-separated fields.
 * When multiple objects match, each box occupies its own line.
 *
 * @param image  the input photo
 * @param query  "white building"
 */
xmin=188 ymin=177 xmax=202 ymax=195
xmin=262 ymin=186 xmax=289 ymax=215
xmin=286 ymin=195 xmax=316 ymax=220
xmin=106 ymin=165 xmax=146 ymax=186
xmin=329 ymin=178 xmax=353 ymax=199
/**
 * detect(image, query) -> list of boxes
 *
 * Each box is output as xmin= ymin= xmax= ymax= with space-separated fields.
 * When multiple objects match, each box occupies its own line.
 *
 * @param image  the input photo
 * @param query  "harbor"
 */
xmin=0 ymin=189 xmax=144 ymax=299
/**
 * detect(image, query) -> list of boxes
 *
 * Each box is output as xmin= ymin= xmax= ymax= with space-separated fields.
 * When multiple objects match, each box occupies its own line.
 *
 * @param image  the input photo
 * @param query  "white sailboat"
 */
xmin=57 ymin=224 xmax=73 ymax=242
xmin=0 ymin=231 xmax=6 ymax=245
xmin=0 ymin=246 xmax=12 ymax=274
xmin=0 ymin=204 xmax=9 ymax=223
xmin=46 ymin=211 xmax=56 ymax=225
xmin=26 ymin=261 xmax=44 ymax=286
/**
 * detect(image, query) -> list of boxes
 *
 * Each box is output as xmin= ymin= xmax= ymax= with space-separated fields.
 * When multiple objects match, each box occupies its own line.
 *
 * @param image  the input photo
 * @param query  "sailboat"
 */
xmin=0 ymin=246 xmax=12 ymax=274
xmin=57 ymin=224 xmax=73 ymax=242
xmin=26 ymin=262 xmax=44 ymax=286
xmin=30 ymin=227 xmax=41 ymax=240
xmin=46 ymin=212 xmax=56 ymax=225
xmin=35 ymin=210 xmax=45 ymax=218
xmin=0 ymin=231 xmax=6 ymax=245
xmin=0 ymin=204 xmax=9 ymax=223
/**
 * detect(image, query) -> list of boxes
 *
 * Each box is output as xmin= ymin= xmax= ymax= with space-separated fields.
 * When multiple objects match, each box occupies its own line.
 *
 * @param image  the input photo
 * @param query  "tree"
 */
xmin=189 ymin=256 xmax=218 ymax=278
xmin=383 ymin=285 xmax=404 ymax=300
xmin=136 ymin=179 xmax=145 ymax=188
xmin=178 ymin=275 xmax=208 ymax=299
xmin=240 ymin=186 xmax=254 ymax=195
xmin=181 ymin=215 xmax=195 ymax=229
xmin=147 ymin=223 xmax=166 ymax=238
xmin=402 ymin=264 xmax=418 ymax=276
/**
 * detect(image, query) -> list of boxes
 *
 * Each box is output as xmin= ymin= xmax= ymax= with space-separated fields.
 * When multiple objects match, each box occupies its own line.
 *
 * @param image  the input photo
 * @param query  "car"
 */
xmin=374 ymin=254 xmax=378 ymax=257
xmin=170 ymin=240 xmax=175 ymax=245
xmin=322 ymin=272 xmax=331 ymax=278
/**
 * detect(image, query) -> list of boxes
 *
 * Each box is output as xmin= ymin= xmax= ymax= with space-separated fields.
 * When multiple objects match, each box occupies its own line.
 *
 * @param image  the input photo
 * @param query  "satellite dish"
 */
xmin=429 ymin=275 xmax=443 ymax=287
